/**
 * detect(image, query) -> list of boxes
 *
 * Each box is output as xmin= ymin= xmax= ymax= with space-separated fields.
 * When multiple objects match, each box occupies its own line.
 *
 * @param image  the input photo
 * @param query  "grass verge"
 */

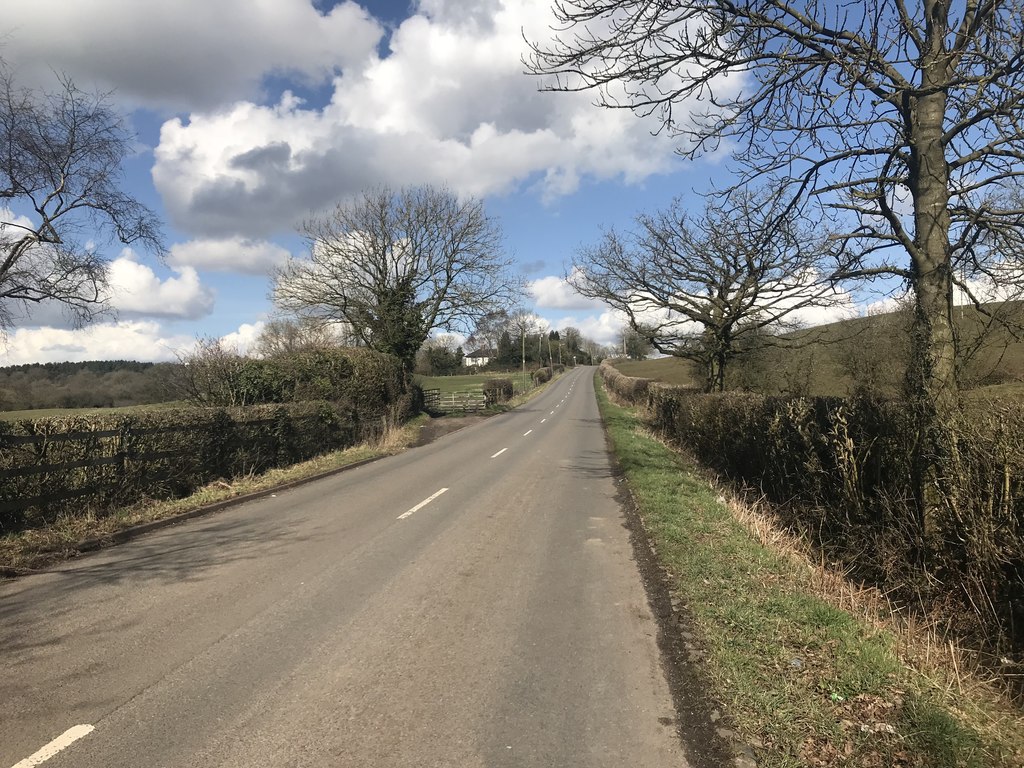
xmin=0 ymin=415 xmax=427 ymax=575
xmin=595 ymin=377 xmax=1024 ymax=768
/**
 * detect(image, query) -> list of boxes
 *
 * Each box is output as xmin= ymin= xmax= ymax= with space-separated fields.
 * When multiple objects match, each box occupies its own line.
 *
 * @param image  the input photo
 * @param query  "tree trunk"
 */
xmin=906 ymin=17 xmax=959 ymax=558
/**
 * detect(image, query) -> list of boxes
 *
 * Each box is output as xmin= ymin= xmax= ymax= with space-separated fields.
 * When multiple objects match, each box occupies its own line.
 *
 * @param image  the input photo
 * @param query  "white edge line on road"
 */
xmin=523 ymin=430 xmax=533 ymax=436
xmin=398 ymin=487 xmax=449 ymax=520
xmin=11 ymin=725 xmax=95 ymax=768
xmin=490 ymin=448 xmax=507 ymax=458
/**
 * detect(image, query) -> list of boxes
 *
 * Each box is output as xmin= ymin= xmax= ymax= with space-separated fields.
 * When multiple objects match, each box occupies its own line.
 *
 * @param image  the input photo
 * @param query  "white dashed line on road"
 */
xmin=541 ymin=419 xmax=546 ymax=423
xmin=523 ymin=430 xmax=533 ymax=436
xmin=398 ymin=488 xmax=449 ymax=520
xmin=10 ymin=725 xmax=95 ymax=768
xmin=490 ymin=448 xmax=507 ymax=458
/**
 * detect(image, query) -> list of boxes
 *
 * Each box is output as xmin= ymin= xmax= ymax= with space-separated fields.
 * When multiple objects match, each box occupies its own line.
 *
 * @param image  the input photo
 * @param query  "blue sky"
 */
xmin=0 ymin=0 xmax=845 ymax=364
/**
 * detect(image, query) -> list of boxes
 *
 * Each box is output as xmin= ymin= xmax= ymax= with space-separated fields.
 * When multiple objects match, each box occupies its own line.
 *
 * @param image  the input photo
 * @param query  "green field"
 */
xmin=615 ymin=303 xmax=1024 ymax=397
xmin=415 ymin=371 xmax=533 ymax=394
xmin=0 ymin=401 xmax=185 ymax=422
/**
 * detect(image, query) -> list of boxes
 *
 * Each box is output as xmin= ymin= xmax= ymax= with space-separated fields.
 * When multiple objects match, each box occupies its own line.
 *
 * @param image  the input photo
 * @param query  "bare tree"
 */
xmin=273 ymin=186 xmax=520 ymax=372
xmin=0 ymin=65 xmax=164 ymax=329
xmin=569 ymin=191 xmax=839 ymax=391
xmin=252 ymin=316 xmax=342 ymax=358
xmin=527 ymin=0 xmax=1024 ymax=411
xmin=469 ymin=309 xmax=511 ymax=354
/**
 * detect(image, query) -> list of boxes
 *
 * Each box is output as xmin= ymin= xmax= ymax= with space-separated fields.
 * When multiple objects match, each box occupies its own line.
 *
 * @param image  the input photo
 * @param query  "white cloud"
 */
xmin=106 ymin=251 xmax=215 ymax=320
xmin=529 ymin=273 xmax=603 ymax=310
xmin=553 ymin=309 xmax=629 ymax=347
xmin=218 ymin=321 xmax=266 ymax=357
xmin=151 ymin=0 xmax=688 ymax=238
xmin=0 ymin=321 xmax=194 ymax=365
xmin=2 ymin=0 xmax=384 ymax=110
xmin=169 ymin=238 xmax=292 ymax=275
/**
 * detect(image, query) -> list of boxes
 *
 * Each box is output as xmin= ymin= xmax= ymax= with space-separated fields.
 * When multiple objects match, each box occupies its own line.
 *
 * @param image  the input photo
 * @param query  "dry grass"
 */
xmin=0 ymin=416 xmax=426 ymax=575
xmin=718 ymin=487 xmax=1023 ymax=751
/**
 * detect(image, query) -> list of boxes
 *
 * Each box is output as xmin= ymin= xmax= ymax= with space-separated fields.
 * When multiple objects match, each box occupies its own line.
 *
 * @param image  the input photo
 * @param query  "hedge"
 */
xmin=600 ymin=361 xmax=1024 ymax=654
xmin=482 ymin=378 xmax=514 ymax=404
xmin=0 ymin=399 xmax=398 ymax=534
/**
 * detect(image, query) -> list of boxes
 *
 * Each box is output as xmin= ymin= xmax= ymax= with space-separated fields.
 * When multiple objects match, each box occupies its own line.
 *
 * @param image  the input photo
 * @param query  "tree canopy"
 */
xmin=273 ymin=186 xmax=520 ymax=371
xmin=570 ymin=191 xmax=839 ymax=390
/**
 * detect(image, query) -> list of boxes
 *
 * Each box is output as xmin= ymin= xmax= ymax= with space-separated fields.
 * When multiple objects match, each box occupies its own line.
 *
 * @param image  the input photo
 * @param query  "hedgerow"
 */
xmin=600 ymin=361 xmax=1024 ymax=656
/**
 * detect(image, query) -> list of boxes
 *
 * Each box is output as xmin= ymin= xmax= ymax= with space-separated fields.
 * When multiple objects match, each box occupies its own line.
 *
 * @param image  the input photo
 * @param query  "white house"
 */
xmin=464 ymin=348 xmax=494 ymax=367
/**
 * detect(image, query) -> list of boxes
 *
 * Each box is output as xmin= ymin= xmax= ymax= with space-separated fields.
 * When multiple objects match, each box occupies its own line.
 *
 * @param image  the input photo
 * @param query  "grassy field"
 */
xmin=613 ymin=357 xmax=698 ymax=387
xmin=614 ymin=302 xmax=1024 ymax=397
xmin=596 ymin=377 xmax=1024 ymax=767
xmin=0 ymin=401 xmax=186 ymax=422
xmin=416 ymin=370 xmax=534 ymax=394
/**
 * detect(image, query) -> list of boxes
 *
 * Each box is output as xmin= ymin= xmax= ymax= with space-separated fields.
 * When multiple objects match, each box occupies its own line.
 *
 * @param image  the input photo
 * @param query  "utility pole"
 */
xmin=521 ymin=327 xmax=526 ymax=391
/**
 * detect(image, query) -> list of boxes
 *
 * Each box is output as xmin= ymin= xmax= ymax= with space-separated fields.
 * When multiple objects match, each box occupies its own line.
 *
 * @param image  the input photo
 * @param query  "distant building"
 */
xmin=464 ymin=348 xmax=495 ymax=367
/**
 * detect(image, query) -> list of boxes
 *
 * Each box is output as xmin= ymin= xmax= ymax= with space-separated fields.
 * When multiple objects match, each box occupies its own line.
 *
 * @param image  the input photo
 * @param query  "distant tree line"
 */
xmin=0 ymin=360 xmax=177 ymax=411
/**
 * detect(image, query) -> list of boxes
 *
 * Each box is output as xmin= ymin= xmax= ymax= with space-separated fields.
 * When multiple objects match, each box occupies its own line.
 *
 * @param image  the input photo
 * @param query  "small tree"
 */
xmin=0 ymin=66 xmax=164 ymax=328
xmin=273 ymin=186 xmax=520 ymax=373
xmin=495 ymin=330 xmax=517 ymax=366
xmin=415 ymin=335 xmax=465 ymax=376
xmin=569 ymin=191 xmax=838 ymax=391
xmin=619 ymin=325 xmax=653 ymax=360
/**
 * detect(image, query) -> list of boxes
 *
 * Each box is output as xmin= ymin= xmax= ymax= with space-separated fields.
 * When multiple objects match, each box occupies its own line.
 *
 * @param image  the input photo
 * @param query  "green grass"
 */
xmin=595 ymin=377 xmax=1024 ymax=767
xmin=614 ymin=357 xmax=699 ymax=386
xmin=416 ymin=371 xmax=533 ymax=394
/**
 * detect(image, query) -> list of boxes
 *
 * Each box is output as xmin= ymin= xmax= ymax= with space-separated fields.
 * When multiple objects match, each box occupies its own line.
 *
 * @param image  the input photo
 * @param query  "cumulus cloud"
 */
xmin=1 ymin=0 xmax=384 ymax=110
xmin=0 ymin=320 xmax=194 ymax=365
xmin=529 ymin=272 xmax=604 ymax=310
xmin=169 ymin=238 xmax=292 ymax=275
xmin=152 ymin=0 xmax=688 ymax=238
xmin=218 ymin=321 xmax=266 ymax=356
xmin=106 ymin=251 xmax=215 ymax=320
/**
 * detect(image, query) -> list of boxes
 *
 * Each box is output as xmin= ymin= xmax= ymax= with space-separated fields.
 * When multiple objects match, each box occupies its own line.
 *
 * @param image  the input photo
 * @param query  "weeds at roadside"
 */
xmin=596 ymin=380 xmax=1024 ymax=767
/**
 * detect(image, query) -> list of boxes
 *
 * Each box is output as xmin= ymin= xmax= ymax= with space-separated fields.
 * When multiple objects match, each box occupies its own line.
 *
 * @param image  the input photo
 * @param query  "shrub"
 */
xmin=482 ymin=378 xmax=514 ymax=404
xmin=641 ymin=376 xmax=1024 ymax=653
xmin=532 ymin=366 xmax=552 ymax=384
xmin=177 ymin=345 xmax=407 ymax=417
xmin=599 ymin=360 xmax=651 ymax=403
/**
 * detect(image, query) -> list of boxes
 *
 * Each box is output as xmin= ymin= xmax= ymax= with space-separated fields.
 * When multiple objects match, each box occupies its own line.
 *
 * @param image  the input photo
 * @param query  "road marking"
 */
xmin=541 ymin=418 xmax=547 ymax=423
xmin=550 ymin=410 xmax=555 ymax=415
xmin=523 ymin=430 xmax=533 ymax=436
xmin=11 ymin=725 xmax=95 ymax=768
xmin=490 ymin=448 xmax=507 ymax=458
xmin=398 ymin=488 xmax=448 ymax=520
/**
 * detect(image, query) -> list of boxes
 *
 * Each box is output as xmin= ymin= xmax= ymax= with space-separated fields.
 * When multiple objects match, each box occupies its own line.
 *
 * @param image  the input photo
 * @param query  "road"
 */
xmin=1 ymin=367 xmax=695 ymax=767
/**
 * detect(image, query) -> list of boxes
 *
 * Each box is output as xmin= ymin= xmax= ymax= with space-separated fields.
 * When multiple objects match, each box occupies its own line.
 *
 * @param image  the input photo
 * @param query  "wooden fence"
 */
xmin=422 ymin=388 xmax=489 ymax=414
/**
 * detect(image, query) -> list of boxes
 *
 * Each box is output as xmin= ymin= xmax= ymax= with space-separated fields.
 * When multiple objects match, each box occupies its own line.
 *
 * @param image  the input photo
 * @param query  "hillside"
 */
xmin=615 ymin=302 xmax=1024 ymax=397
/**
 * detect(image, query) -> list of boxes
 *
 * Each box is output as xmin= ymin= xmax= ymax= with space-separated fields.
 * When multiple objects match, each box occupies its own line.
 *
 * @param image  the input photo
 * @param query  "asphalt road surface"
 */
xmin=2 ymin=368 xmax=693 ymax=767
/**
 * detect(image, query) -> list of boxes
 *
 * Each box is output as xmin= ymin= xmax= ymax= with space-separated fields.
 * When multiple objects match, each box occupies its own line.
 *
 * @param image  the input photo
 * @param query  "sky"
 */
xmin=0 ymin=0 xmax=861 ymax=365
